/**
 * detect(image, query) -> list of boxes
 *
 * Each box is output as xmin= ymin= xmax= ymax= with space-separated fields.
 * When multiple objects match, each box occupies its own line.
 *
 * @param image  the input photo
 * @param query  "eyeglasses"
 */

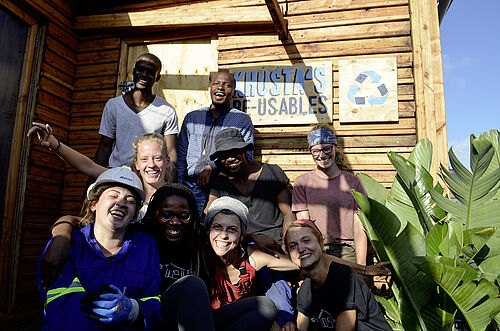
xmin=158 ymin=210 xmax=191 ymax=223
xmin=311 ymin=145 xmax=333 ymax=156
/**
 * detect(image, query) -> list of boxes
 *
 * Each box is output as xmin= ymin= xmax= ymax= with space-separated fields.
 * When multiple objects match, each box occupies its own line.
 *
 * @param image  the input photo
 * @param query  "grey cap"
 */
xmin=205 ymin=196 xmax=249 ymax=234
xmin=210 ymin=128 xmax=253 ymax=161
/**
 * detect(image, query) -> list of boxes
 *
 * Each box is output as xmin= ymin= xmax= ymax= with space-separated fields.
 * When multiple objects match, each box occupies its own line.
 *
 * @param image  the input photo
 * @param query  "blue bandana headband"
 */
xmin=307 ymin=129 xmax=337 ymax=147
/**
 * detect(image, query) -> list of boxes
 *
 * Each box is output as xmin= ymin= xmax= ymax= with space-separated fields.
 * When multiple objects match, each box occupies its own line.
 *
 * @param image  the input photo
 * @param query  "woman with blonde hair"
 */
xmin=283 ymin=219 xmax=391 ymax=330
xmin=28 ymin=123 xmax=171 ymax=205
xmin=292 ymin=124 xmax=368 ymax=265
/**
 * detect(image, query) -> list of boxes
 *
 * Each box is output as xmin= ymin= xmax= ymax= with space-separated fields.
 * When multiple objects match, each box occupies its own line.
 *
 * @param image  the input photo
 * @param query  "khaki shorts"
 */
xmin=323 ymin=244 xmax=357 ymax=263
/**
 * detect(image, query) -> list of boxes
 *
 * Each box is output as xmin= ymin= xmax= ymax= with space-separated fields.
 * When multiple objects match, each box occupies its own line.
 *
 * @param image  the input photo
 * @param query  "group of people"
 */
xmin=29 ymin=53 xmax=392 ymax=330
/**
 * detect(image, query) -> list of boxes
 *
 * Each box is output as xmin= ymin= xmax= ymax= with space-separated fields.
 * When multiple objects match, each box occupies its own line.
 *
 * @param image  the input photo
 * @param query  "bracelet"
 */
xmin=49 ymin=140 xmax=61 ymax=152
xmin=50 ymin=220 xmax=74 ymax=234
xmin=362 ymin=265 xmax=367 ymax=275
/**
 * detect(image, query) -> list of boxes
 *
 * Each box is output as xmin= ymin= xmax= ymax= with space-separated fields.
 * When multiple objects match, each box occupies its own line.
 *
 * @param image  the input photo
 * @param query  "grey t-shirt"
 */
xmin=99 ymin=95 xmax=179 ymax=167
xmin=210 ymin=163 xmax=289 ymax=243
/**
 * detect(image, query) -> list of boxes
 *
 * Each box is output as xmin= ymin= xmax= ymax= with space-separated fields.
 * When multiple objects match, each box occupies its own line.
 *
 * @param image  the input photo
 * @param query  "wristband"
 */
xmin=50 ymin=220 xmax=74 ymax=234
xmin=362 ymin=265 xmax=367 ymax=275
xmin=49 ymin=140 xmax=61 ymax=152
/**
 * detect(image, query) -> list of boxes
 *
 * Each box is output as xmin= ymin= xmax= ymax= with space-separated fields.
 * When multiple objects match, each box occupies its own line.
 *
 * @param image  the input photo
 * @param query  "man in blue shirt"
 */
xmin=177 ymin=71 xmax=254 ymax=214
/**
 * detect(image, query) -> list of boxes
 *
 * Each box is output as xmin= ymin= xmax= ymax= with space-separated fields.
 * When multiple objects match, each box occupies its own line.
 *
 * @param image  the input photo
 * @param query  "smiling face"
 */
xmin=134 ymin=140 xmax=169 ymax=188
xmin=133 ymin=56 xmax=161 ymax=90
xmin=209 ymin=212 xmax=242 ymax=258
xmin=156 ymin=195 xmax=192 ymax=242
xmin=286 ymin=227 xmax=323 ymax=270
xmin=91 ymin=186 xmax=137 ymax=233
xmin=210 ymin=72 xmax=235 ymax=107
xmin=219 ymin=149 xmax=247 ymax=174
xmin=310 ymin=143 xmax=335 ymax=170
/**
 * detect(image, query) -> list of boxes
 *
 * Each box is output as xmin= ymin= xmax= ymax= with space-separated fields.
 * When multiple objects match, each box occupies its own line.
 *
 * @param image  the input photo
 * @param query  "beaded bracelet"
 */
xmin=49 ymin=220 xmax=74 ymax=234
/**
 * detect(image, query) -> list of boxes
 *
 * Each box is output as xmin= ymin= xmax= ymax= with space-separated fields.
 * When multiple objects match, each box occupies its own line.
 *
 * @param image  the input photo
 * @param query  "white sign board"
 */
xmin=229 ymin=62 xmax=333 ymax=125
xmin=339 ymin=58 xmax=398 ymax=123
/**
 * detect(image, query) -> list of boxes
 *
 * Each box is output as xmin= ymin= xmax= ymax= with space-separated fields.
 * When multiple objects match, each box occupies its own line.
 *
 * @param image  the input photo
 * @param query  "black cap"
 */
xmin=210 ymin=128 xmax=253 ymax=161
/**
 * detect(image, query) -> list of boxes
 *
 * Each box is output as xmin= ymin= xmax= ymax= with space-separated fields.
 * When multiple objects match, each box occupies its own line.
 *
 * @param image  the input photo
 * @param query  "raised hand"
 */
xmin=27 ymin=122 xmax=58 ymax=150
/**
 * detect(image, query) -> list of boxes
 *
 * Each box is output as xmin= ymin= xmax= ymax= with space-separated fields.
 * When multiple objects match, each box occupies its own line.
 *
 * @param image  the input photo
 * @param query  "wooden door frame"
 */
xmin=116 ymin=30 xmax=220 ymax=96
xmin=0 ymin=1 xmax=46 ymax=312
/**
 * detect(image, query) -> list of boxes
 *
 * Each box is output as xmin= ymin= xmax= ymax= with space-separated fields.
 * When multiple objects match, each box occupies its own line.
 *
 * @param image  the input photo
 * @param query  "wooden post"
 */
xmin=409 ymin=0 xmax=448 ymax=175
xmin=0 ymin=22 xmax=46 ymax=312
xmin=264 ymin=0 xmax=288 ymax=40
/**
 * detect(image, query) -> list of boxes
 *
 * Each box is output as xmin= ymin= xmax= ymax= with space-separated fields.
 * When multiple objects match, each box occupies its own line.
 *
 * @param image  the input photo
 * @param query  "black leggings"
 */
xmin=213 ymin=296 xmax=277 ymax=331
xmin=161 ymin=276 xmax=277 ymax=331
xmin=161 ymin=275 xmax=215 ymax=331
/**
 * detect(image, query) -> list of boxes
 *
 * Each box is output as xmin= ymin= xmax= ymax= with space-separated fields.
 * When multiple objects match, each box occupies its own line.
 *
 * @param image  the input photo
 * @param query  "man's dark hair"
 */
xmin=136 ymin=53 xmax=162 ymax=73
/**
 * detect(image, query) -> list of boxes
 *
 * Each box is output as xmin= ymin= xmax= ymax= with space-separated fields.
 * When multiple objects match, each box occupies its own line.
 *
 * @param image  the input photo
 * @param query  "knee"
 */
xmin=170 ymin=275 xmax=209 ymax=300
xmin=256 ymin=296 xmax=278 ymax=323
xmin=178 ymin=275 xmax=207 ymax=293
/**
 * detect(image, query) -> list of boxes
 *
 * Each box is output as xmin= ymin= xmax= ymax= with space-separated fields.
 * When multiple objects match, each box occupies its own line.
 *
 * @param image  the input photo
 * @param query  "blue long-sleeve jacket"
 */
xmin=177 ymin=107 xmax=254 ymax=183
xmin=39 ymin=224 xmax=161 ymax=330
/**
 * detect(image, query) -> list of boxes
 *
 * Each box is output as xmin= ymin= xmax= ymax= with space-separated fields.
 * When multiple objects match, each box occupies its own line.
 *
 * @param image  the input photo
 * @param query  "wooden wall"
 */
xmin=218 ymin=0 xmax=416 ymax=186
xmin=1 ymin=0 xmax=446 ymax=328
xmin=0 ymin=0 xmax=76 ymax=327
xmin=61 ymin=36 xmax=122 ymax=215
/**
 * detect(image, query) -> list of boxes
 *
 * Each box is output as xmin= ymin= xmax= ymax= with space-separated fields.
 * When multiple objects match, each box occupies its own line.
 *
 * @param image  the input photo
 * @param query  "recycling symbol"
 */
xmin=347 ymin=71 xmax=389 ymax=106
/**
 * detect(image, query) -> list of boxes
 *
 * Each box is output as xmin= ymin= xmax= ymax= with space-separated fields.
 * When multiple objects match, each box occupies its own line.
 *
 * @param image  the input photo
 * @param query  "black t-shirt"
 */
xmin=210 ymin=163 xmax=289 ymax=243
xmin=297 ymin=262 xmax=391 ymax=330
xmin=158 ymin=241 xmax=193 ymax=291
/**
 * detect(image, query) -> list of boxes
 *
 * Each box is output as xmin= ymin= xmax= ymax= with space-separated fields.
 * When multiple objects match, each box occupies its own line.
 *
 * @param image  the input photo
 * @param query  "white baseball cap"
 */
xmin=87 ymin=166 xmax=145 ymax=203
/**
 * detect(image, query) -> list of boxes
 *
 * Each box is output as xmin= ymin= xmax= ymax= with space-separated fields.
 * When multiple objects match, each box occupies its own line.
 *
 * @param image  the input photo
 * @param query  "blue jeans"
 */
xmin=258 ymin=268 xmax=294 ymax=327
xmin=183 ymin=178 xmax=208 ymax=217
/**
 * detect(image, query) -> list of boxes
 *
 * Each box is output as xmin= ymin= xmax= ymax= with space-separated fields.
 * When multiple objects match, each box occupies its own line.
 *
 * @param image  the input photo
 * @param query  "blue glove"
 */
xmin=85 ymin=284 xmax=139 ymax=325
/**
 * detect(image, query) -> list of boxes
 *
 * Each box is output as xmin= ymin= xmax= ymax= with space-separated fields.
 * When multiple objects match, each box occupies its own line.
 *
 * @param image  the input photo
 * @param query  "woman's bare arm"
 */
xmin=28 ymin=122 xmax=106 ymax=179
xmin=248 ymin=246 xmax=299 ymax=272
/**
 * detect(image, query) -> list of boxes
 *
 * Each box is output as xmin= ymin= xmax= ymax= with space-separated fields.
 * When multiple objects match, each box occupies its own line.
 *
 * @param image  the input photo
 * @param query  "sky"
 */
xmin=440 ymin=1 xmax=500 ymax=169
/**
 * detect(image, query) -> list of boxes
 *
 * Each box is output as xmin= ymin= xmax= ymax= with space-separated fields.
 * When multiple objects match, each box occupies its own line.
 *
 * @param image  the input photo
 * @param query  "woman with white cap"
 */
xmin=38 ymin=166 xmax=161 ymax=330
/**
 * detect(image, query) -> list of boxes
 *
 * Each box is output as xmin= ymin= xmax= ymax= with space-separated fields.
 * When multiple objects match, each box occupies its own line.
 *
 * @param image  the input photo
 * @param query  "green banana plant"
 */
xmin=354 ymin=130 xmax=500 ymax=330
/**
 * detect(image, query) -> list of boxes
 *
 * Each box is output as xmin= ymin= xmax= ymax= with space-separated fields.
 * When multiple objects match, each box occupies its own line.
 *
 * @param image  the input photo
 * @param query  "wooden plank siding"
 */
xmin=60 ymin=36 xmax=121 ymax=215
xmin=218 ymin=0 xmax=414 ymax=187
xmin=0 ymin=0 xmax=76 ymax=327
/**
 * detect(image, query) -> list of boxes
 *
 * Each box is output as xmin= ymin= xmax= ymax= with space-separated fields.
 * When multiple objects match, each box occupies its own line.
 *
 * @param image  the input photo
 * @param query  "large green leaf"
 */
xmin=413 ymin=256 xmax=500 ymax=331
xmin=408 ymin=138 xmax=433 ymax=171
xmin=353 ymin=191 xmax=436 ymax=330
xmin=375 ymin=295 xmax=404 ymax=330
xmin=462 ymin=227 xmax=497 ymax=263
xmin=481 ymin=129 xmax=500 ymax=198
xmin=385 ymin=196 xmax=422 ymax=236
xmin=439 ymin=221 xmax=463 ymax=259
xmin=435 ymin=134 xmax=500 ymax=246
xmin=357 ymin=173 xmax=388 ymax=204
xmin=478 ymin=254 xmax=500 ymax=283
xmin=425 ymin=222 xmax=448 ymax=256
xmin=389 ymin=153 xmax=434 ymax=233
